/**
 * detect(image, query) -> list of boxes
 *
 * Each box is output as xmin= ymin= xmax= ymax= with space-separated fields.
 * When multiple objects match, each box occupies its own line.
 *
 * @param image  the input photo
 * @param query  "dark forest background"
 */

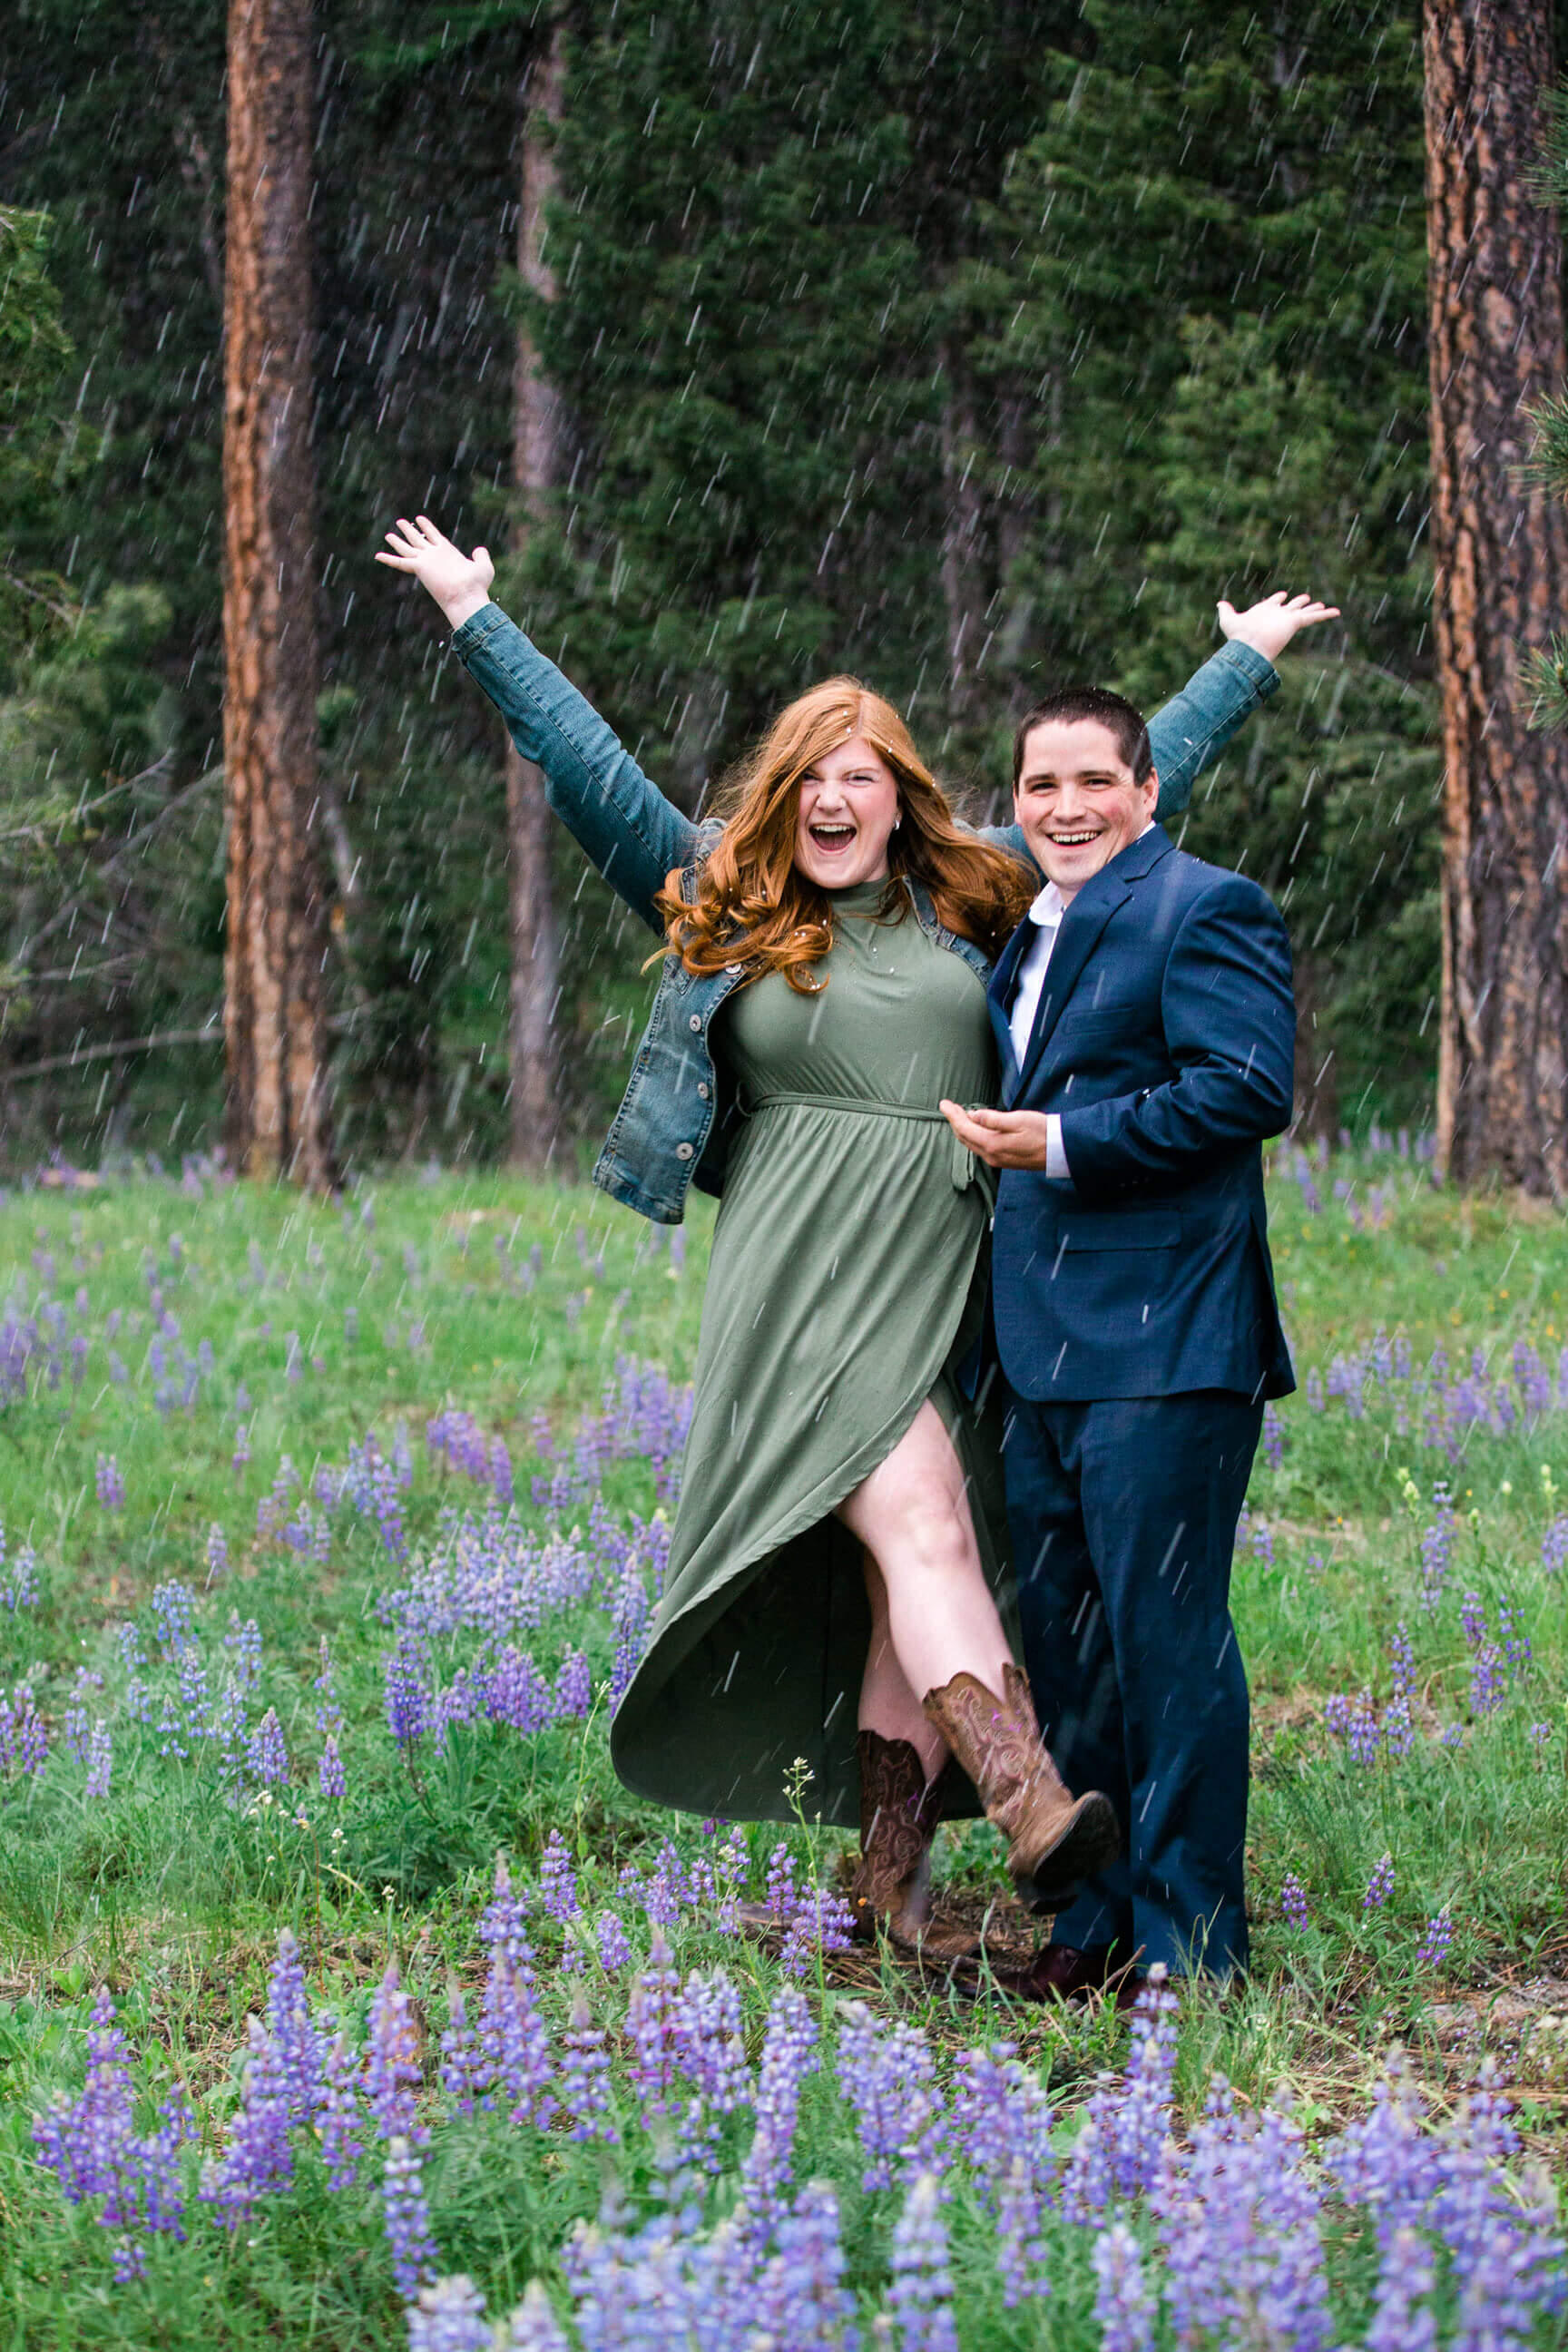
xmin=1 ymin=0 xmax=1438 ymax=1170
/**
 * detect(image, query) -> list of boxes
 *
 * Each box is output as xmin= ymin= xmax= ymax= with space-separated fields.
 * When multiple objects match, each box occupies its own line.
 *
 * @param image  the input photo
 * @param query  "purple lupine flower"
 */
xmin=1470 ymin=1645 xmax=1506 ymax=1717
xmin=365 ymin=1965 xmax=423 ymax=2142
xmin=501 ymin=2283 xmax=570 ymax=2351
xmin=739 ymin=1985 xmax=818 ymax=2245
xmin=1416 ymin=1910 xmax=1454 ymax=1972
xmin=479 ymin=1855 xmax=531 ymax=1969
xmin=438 ymin=1987 xmax=483 ymax=2116
xmin=480 ymin=1956 xmax=554 ymax=2131
xmin=595 ymin=1912 xmax=633 ymax=1972
xmin=95 ymin=1454 xmax=124 ymax=1510
xmin=318 ymin=2026 xmax=364 ymax=2190
xmin=151 ymin=1580 xmax=196 ymax=1661
xmin=1390 ymin=1623 xmax=1416 ymax=1701
xmin=1280 ymin=1875 xmax=1310 ymax=1928
xmin=626 ymin=1926 xmax=682 ymax=2119
xmin=952 ymin=2041 xmax=1054 ymax=2304
xmin=835 ymin=2004 xmax=945 ymax=2191
xmin=0 ymin=1683 xmax=49 ymax=1778
xmin=884 ymin=2172 xmax=957 ymax=2352
xmin=780 ymin=1886 xmax=858 ymax=1977
xmin=385 ymin=1640 xmax=429 ymax=1754
xmin=201 ymin=2014 xmax=294 ymax=2218
xmin=33 ymin=1986 xmax=191 ymax=2257
xmin=1460 ymin=1591 xmax=1487 ymax=1652
xmin=539 ymin=1831 xmax=581 ymax=1926
xmin=1365 ymin=1853 xmax=1396 ymax=1911
xmin=754 ymin=2181 xmax=857 ymax=2350
xmin=1497 ymin=1594 xmax=1532 ymax=1677
xmin=1261 ymin=1403 xmax=1286 ymax=1470
xmin=318 ymin=1737 xmax=346 ymax=1799
xmin=554 ymin=1648 xmax=593 ymax=1720
xmin=1363 ymin=2226 xmax=1438 ymax=2352
xmin=1348 ymin=1690 xmax=1382 ymax=1767
xmin=204 ymin=1524 xmax=229 ymax=1582
xmin=266 ymin=1931 xmax=322 ymax=2123
xmin=84 ymin=1720 xmax=113 ymax=1798
xmin=1250 ymin=1517 xmax=1275 ymax=1565
xmin=764 ymin=1842 xmax=798 ymax=1924
xmin=381 ymin=2132 xmax=439 ymax=2298
xmin=246 ymin=1708 xmax=289 ymax=1788
xmin=1382 ymin=1697 xmax=1416 ymax=1760
xmin=1544 ymin=1516 xmax=1568 ymax=1575
xmin=1419 ymin=1486 xmax=1455 ymax=1612
xmin=1093 ymin=2222 xmax=1156 ymax=2352
xmin=1153 ymin=2082 xmax=1331 ymax=2352
xmin=407 ymin=2277 xmax=491 ymax=2352
xmin=558 ymin=1984 xmax=616 ymax=2145
xmin=1529 ymin=1721 xmax=1553 ymax=1752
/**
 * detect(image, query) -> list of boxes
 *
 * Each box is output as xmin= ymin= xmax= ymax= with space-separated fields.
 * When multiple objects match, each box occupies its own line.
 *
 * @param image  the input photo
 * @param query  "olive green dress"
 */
xmin=609 ymin=880 xmax=1015 ymax=1828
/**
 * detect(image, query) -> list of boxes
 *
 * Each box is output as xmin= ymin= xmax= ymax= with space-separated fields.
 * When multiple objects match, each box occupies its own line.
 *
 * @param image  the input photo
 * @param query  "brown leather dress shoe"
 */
xmin=995 ymin=1942 xmax=1144 ymax=2007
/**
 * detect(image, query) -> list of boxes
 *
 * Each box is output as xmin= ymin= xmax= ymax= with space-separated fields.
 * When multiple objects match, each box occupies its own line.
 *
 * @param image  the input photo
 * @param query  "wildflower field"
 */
xmin=2 ymin=1142 xmax=1567 ymax=2351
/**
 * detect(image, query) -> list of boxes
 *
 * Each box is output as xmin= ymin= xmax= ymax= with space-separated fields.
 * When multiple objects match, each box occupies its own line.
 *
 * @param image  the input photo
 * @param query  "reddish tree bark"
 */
xmin=505 ymin=21 xmax=566 ymax=1173
xmin=1425 ymin=0 xmax=1568 ymax=1195
xmin=222 ymin=0 xmax=335 ymax=1190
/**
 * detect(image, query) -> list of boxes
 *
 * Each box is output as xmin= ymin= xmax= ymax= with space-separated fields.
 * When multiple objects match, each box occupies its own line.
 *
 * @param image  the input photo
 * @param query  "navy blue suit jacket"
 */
xmin=987 ymin=825 xmax=1296 ymax=1405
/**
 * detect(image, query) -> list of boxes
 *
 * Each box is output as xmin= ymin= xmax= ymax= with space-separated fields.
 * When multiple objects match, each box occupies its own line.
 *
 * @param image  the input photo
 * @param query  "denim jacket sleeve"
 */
xmin=980 ymin=640 xmax=1279 ymax=863
xmin=450 ymin=602 xmax=699 ymax=934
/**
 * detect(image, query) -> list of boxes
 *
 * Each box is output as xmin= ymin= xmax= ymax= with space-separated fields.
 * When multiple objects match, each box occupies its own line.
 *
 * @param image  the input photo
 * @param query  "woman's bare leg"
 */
xmin=840 ymin=1398 xmax=1016 ymax=1780
xmin=858 ymin=1548 xmax=939 ymax=1762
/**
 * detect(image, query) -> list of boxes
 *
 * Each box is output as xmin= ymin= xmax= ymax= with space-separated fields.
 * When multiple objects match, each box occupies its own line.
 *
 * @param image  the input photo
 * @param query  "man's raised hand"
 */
xmin=376 ymin=515 xmax=495 ymax=632
xmin=1217 ymin=590 xmax=1340 ymax=665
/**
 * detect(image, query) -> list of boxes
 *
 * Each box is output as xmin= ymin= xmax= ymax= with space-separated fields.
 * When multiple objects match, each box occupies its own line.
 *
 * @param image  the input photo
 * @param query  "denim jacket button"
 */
xmin=724 ymin=962 xmax=742 ymax=975
xmin=675 ymin=1142 xmax=695 ymax=1161
xmin=688 ymin=1014 xmax=702 ymax=1033
xmin=697 ymin=1083 xmax=710 ymax=1101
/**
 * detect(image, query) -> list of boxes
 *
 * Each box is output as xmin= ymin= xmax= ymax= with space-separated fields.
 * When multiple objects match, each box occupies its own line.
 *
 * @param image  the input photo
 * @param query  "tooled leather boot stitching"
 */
xmin=922 ymin=1663 xmax=1120 ymax=1915
xmin=848 ymin=1730 xmax=978 ymax=1962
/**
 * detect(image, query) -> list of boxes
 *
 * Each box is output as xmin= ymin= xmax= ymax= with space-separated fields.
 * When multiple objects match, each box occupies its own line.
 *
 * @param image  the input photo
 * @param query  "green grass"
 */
xmin=0 ymin=1147 xmax=1565 ymax=2347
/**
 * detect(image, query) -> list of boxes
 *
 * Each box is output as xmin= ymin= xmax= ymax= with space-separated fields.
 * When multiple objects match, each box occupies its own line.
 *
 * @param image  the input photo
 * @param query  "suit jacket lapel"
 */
xmin=987 ymin=921 xmax=1033 ymax=1102
xmin=1014 ymin=886 xmax=1125 ymax=1097
xmin=1013 ymin=826 xmax=1175 ymax=1100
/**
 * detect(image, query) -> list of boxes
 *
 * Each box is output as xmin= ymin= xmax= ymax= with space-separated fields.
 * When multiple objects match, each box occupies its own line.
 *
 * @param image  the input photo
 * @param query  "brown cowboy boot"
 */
xmin=923 ymin=1664 xmax=1120 ymax=1916
xmin=848 ymin=1730 xmax=978 ymax=1963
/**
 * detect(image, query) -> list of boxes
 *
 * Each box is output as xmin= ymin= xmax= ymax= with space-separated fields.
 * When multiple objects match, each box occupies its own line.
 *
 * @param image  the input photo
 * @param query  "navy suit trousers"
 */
xmin=1002 ymin=1387 xmax=1262 ymax=1975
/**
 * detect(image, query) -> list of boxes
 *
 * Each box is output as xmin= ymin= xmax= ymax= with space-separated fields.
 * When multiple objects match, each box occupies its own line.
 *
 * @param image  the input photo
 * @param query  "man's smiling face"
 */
xmin=1013 ymin=717 xmax=1159 ymax=901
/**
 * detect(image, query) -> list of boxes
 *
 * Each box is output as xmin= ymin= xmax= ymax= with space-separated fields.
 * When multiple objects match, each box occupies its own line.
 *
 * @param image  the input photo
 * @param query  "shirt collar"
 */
xmin=1027 ymin=818 xmax=1157 ymax=926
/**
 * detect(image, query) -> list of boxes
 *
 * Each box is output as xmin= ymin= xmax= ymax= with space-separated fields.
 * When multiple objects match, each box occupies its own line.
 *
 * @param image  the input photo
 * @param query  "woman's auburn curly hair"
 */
xmin=653 ymin=677 xmax=1036 ymax=992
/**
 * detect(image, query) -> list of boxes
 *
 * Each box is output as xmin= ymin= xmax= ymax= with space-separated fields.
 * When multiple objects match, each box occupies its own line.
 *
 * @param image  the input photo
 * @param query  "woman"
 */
xmin=377 ymin=515 xmax=1320 ymax=1956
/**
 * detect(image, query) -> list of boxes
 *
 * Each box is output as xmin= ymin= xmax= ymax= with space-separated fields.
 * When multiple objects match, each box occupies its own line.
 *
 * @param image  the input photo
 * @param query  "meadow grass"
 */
xmin=0 ymin=1144 xmax=1565 ymax=2347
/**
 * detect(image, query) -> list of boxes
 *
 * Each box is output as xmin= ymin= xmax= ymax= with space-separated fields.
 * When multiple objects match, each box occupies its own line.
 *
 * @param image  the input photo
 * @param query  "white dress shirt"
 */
xmin=1007 ymin=821 xmax=1155 ymax=1181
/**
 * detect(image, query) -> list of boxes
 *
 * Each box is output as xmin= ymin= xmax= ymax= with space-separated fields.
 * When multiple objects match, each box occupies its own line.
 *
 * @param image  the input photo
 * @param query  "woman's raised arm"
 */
xmin=377 ymin=516 xmax=699 ymax=933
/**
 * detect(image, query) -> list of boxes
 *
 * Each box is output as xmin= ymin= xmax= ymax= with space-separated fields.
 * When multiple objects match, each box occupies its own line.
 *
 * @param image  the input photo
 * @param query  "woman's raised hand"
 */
xmin=1217 ymin=590 xmax=1340 ymax=664
xmin=376 ymin=515 xmax=495 ymax=631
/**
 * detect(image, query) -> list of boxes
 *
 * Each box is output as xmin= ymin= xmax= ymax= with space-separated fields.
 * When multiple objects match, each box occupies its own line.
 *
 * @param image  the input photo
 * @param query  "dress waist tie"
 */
xmin=738 ymin=1089 xmax=995 ymax=1201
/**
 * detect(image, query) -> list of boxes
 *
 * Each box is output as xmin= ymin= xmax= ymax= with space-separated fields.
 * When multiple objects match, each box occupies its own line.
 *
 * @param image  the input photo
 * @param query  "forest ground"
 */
xmin=0 ymin=1143 xmax=1565 ymax=2347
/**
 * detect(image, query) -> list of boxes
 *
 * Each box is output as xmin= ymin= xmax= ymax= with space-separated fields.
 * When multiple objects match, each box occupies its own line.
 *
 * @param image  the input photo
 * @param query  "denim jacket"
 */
xmin=452 ymin=603 xmax=1279 ymax=1223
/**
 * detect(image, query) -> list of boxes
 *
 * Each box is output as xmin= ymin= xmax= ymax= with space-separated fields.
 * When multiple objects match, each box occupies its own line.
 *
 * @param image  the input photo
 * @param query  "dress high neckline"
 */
xmin=826 ymin=877 xmax=894 ymax=914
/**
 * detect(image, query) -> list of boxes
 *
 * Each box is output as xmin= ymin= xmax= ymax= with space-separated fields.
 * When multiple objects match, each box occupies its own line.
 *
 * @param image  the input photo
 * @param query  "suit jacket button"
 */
xmin=676 ymin=1142 xmax=695 ymax=1161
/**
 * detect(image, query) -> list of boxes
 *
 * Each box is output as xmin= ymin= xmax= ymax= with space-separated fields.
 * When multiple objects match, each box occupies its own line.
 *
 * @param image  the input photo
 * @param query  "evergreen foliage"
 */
xmin=0 ymin=0 xmax=1441 ymax=1162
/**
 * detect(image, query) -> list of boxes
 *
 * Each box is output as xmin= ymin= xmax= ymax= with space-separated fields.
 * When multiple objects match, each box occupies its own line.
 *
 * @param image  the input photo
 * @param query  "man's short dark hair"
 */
xmin=1012 ymin=687 xmax=1153 ymax=789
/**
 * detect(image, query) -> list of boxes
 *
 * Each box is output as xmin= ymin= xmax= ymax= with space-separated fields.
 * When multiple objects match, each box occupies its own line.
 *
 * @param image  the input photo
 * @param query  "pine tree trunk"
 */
xmin=221 ymin=0 xmax=335 ymax=1190
xmin=505 ymin=20 xmax=566 ymax=1174
xmin=1425 ymin=0 xmax=1568 ymax=1196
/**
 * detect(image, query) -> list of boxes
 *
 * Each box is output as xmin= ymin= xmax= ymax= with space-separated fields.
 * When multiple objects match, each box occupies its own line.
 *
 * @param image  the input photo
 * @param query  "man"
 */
xmin=943 ymin=663 xmax=1297 ymax=1988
